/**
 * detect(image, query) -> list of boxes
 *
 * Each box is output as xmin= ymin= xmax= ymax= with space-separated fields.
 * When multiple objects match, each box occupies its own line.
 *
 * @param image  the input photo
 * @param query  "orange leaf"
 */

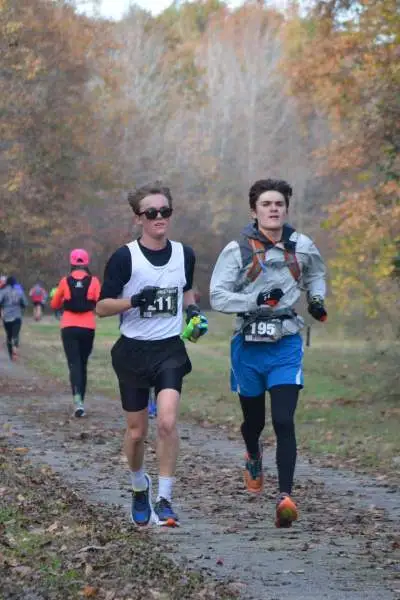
xmin=82 ymin=586 xmax=98 ymax=598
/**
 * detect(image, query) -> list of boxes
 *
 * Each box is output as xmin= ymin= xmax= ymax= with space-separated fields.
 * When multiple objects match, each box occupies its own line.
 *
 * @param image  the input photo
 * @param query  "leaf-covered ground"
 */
xmin=0 ymin=446 xmax=240 ymax=600
xmin=1 ymin=350 xmax=400 ymax=599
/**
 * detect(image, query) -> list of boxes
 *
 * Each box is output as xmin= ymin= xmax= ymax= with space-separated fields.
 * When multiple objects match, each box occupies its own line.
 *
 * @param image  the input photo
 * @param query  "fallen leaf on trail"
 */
xmin=12 ymin=565 xmax=33 ymax=576
xmin=14 ymin=447 xmax=29 ymax=454
xmin=40 ymin=466 xmax=53 ymax=475
xmin=77 ymin=545 xmax=107 ymax=554
xmin=149 ymin=591 xmax=171 ymax=599
xmin=82 ymin=586 xmax=98 ymax=598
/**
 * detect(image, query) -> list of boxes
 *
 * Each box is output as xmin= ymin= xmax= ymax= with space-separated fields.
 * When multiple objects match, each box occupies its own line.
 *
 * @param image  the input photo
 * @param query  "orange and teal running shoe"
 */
xmin=275 ymin=493 xmax=298 ymax=528
xmin=244 ymin=449 xmax=264 ymax=494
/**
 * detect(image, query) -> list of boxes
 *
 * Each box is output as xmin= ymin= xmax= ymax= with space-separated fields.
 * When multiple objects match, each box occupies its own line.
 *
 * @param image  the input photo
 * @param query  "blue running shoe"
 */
xmin=131 ymin=474 xmax=152 ymax=527
xmin=153 ymin=497 xmax=179 ymax=527
xmin=148 ymin=392 xmax=157 ymax=419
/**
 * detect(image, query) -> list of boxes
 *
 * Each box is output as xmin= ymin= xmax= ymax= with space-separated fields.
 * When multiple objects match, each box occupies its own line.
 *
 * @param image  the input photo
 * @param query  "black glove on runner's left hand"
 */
xmin=308 ymin=296 xmax=327 ymax=322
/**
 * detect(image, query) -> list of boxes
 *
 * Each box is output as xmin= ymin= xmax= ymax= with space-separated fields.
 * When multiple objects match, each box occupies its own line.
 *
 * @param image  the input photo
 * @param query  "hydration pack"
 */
xmin=63 ymin=275 xmax=95 ymax=313
xmin=245 ymin=238 xmax=301 ymax=284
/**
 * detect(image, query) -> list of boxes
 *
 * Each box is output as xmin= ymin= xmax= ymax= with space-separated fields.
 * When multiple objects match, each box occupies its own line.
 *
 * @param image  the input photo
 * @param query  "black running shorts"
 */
xmin=111 ymin=335 xmax=192 ymax=412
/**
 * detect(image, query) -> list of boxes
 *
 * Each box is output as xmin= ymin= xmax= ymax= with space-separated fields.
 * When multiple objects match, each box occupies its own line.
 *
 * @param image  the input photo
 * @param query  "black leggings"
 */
xmin=61 ymin=327 xmax=95 ymax=400
xmin=3 ymin=319 xmax=22 ymax=358
xmin=239 ymin=385 xmax=299 ymax=495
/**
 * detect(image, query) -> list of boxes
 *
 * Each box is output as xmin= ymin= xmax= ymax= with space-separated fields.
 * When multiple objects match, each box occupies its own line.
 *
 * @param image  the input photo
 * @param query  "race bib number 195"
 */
xmin=243 ymin=319 xmax=283 ymax=343
xmin=140 ymin=287 xmax=178 ymax=318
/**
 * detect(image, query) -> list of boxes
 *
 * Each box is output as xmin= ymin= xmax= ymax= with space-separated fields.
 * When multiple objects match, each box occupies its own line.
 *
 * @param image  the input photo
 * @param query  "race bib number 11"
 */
xmin=140 ymin=287 xmax=178 ymax=318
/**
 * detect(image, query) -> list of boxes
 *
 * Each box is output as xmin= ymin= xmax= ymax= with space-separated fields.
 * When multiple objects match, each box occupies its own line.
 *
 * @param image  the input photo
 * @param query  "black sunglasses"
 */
xmin=137 ymin=206 xmax=173 ymax=220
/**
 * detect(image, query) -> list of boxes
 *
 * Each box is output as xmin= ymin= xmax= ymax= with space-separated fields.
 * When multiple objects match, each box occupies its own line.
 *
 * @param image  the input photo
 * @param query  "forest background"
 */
xmin=0 ymin=0 xmax=399 ymax=337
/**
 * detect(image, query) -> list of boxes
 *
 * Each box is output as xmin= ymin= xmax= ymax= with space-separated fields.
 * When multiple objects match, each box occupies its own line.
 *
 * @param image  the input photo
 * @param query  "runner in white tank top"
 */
xmin=96 ymin=183 xmax=208 ymax=528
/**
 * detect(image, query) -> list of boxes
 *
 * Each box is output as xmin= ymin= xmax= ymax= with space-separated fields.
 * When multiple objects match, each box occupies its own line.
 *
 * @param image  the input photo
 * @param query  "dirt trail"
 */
xmin=1 ymin=351 xmax=399 ymax=600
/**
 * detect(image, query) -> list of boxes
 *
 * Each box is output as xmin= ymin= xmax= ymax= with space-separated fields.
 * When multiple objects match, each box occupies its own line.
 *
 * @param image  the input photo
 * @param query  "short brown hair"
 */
xmin=127 ymin=182 xmax=173 ymax=214
xmin=249 ymin=179 xmax=292 ymax=209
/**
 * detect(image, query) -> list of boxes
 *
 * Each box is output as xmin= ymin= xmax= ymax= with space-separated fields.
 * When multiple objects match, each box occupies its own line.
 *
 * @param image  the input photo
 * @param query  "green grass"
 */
xmin=20 ymin=313 xmax=400 ymax=476
xmin=0 ymin=502 xmax=82 ymax=594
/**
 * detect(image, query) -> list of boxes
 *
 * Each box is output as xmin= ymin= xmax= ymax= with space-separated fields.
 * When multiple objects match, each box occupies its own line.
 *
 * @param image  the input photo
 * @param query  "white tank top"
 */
xmin=120 ymin=240 xmax=186 ymax=340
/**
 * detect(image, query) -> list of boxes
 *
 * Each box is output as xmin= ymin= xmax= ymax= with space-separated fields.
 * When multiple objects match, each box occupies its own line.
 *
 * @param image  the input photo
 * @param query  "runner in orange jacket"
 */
xmin=51 ymin=249 xmax=101 ymax=417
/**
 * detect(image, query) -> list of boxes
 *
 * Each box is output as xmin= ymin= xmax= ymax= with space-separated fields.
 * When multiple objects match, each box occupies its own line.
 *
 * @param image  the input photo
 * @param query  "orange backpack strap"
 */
xmin=284 ymin=249 xmax=301 ymax=282
xmin=245 ymin=239 xmax=266 ymax=283
xmin=245 ymin=238 xmax=301 ymax=283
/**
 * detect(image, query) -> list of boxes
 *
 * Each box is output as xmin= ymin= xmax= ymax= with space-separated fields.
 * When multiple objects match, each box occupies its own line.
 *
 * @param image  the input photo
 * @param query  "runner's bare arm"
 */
xmin=95 ymin=297 xmax=132 ymax=318
xmin=183 ymin=289 xmax=197 ymax=309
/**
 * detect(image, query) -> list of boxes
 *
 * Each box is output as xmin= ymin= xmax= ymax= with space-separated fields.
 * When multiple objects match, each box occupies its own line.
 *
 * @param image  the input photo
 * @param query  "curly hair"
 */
xmin=249 ymin=179 xmax=293 ymax=209
xmin=127 ymin=182 xmax=173 ymax=214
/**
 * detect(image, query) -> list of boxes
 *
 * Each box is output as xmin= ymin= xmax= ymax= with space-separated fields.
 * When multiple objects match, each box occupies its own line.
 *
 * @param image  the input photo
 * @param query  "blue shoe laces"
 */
xmin=156 ymin=497 xmax=176 ymax=518
xmin=133 ymin=489 xmax=149 ymax=513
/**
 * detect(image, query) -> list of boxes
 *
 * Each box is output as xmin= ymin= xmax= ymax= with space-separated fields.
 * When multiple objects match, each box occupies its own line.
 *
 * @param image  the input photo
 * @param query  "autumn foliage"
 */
xmin=0 ymin=0 xmax=398 ymax=329
xmin=282 ymin=0 xmax=399 ymax=324
xmin=0 ymin=0 xmax=119 ymax=280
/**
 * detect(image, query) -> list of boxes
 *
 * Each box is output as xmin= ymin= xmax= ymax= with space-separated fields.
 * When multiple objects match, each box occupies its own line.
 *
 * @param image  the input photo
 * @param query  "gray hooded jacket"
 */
xmin=210 ymin=223 xmax=326 ymax=335
xmin=0 ymin=285 xmax=28 ymax=322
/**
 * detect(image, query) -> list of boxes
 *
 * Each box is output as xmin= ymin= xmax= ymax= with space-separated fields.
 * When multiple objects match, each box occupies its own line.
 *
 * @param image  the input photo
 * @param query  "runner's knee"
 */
xmin=157 ymin=415 xmax=177 ymax=439
xmin=126 ymin=421 xmax=147 ymax=443
xmin=126 ymin=411 xmax=147 ymax=442
xmin=272 ymin=415 xmax=295 ymax=435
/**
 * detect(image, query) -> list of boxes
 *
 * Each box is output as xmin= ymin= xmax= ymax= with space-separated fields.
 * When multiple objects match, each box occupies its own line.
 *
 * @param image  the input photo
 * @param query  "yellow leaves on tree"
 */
xmin=282 ymin=0 xmax=400 ymax=325
xmin=324 ymin=184 xmax=400 ymax=319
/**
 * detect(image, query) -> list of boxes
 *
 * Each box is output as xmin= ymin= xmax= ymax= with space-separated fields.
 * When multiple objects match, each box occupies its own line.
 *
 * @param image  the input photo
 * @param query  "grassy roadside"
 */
xmin=0 ymin=444 xmax=238 ymax=600
xmin=19 ymin=313 xmax=400 ymax=479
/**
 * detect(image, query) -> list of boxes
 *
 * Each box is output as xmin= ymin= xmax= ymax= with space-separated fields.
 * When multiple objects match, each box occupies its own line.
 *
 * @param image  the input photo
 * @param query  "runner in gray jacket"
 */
xmin=210 ymin=178 xmax=327 ymax=528
xmin=0 ymin=276 xmax=28 ymax=360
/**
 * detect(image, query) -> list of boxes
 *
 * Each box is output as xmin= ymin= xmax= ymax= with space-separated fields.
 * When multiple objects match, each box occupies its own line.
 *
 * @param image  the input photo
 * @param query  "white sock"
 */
xmin=157 ymin=476 xmax=174 ymax=502
xmin=130 ymin=468 xmax=147 ymax=491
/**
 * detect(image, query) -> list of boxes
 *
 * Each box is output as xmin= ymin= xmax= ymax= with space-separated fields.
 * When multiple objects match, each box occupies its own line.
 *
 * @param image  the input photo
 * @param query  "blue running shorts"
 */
xmin=230 ymin=333 xmax=304 ymax=396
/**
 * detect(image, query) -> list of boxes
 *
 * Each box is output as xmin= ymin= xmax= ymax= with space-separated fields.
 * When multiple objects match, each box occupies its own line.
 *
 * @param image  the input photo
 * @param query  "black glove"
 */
xmin=257 ymin=288 xmax=284 ymax=307
xmin=131 ymin=286 xmax=159 ymax=308
xmin=186 ymin=303 xmax=200 ymax=324
xmin=308 ymin=296 xmax=327 ymax=322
